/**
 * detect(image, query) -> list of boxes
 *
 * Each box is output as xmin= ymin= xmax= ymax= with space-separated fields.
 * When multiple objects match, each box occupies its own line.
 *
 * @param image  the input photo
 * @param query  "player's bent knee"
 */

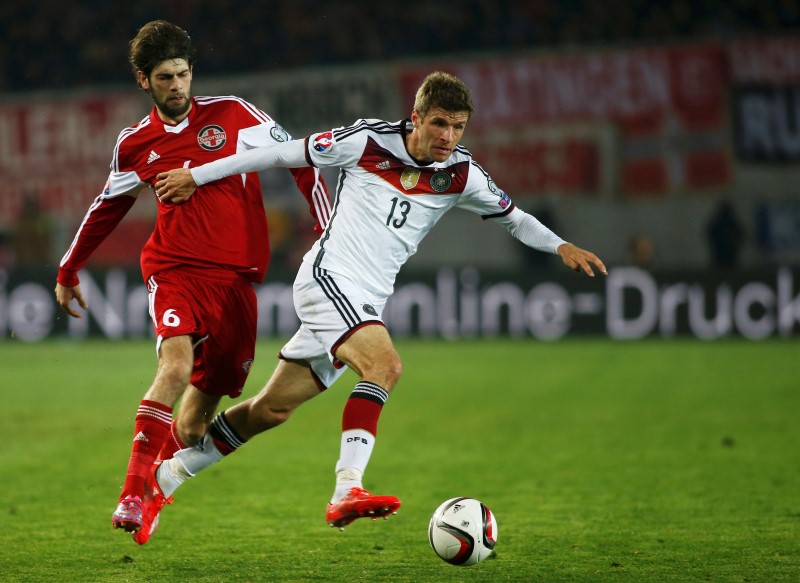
xmin=266 ymin=407 xmax=292 ymax=426
xmin=388 ymin=359 xmax=403 ymax=387
xmin=375 ymin=356 xmax=403 ymax=390
xmin=359 ymin=360 xmax=403 ymax=390
xmin=177 ymin=419 xmax=210 ymax=447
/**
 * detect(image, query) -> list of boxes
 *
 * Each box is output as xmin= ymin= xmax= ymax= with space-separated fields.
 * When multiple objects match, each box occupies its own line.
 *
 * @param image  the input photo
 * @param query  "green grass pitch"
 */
xmin=1 ymin=338 xmax=798 ymax=582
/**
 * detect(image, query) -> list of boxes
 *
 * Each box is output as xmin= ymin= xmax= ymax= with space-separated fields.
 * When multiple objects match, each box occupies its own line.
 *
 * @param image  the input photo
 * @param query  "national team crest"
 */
xmin=430 ymin=171 xmax=452 ymax=192
xmin=198 ymin=125 xmax=227 ymax=151
xmin=400 ymin=167 xmax=421 ymax=190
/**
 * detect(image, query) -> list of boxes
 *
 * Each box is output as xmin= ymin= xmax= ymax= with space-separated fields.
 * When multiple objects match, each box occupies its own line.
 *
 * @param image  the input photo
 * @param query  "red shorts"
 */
xmin=147 ymin=268 xmax=257 ymax=398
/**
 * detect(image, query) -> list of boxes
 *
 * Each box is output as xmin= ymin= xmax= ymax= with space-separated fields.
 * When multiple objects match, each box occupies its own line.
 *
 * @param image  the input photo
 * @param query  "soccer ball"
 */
xmin=428 ymin=497 xmax=498 ymax=566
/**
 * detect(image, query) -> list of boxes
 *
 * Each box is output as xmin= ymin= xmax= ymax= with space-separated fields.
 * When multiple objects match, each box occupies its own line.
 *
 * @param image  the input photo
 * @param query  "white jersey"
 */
xmin=303 ymin=119 xmax=556 ymax=297
xmin=192 ymin=118 xmax=566 ymax=299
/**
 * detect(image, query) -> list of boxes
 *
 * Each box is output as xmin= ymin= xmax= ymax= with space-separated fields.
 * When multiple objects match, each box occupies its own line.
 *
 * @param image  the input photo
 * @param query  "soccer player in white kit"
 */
xmin=152 ymin=71 xmax=606 ymax=531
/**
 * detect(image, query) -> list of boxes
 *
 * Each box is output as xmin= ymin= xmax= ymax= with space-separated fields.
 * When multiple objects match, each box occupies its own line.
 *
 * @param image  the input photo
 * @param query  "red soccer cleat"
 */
xmin=132 ymin=462 xmax=174 ymax=545
xmin=112 ymin=495 xmax=144 ymax=533
xmin=325 ymin=487 xmax=401 ymax=530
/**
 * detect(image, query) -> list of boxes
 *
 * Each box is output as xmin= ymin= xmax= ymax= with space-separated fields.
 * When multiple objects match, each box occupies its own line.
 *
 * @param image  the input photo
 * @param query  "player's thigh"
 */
xmin=191 ymin=280 xmax=257 ymax=398
xmin=254 ymin=359 xmax=323 ymax=412
xmin=280 ymin=323 xmax=350 ymax=388
xmin=147 ymin=335 xmax=195 ymax=403
xmin=149 ymin=272 xmax=203 ymax=343
xmin=334 ymin=324 xmax=401 ymax=381
xmin=293 ymin=263 xmax=384 ymax=350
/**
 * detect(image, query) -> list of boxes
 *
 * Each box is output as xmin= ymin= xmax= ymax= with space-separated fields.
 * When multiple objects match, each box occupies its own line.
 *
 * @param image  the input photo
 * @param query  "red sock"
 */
xmin=157 ymin=421 xmax=186 ymax=462
xmin=342 ymin=381 xmax=389 ymax=435
xmin=119 ymin=400 xmax=172 ymax=500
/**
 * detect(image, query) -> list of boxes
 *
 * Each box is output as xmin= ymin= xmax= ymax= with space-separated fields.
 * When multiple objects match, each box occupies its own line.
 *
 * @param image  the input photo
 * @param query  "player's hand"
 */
xmin=557 ymin=243 xmax=607 ymax=277
xmin=55 ymin=283 xmax=88 ymax=318
xmin=155 ymin=169 xmax=197 ymax=204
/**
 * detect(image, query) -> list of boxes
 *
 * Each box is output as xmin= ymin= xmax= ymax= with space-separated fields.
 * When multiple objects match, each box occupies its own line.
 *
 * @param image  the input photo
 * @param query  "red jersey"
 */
xmin=58 ymin=96 xmax=330 ymax=286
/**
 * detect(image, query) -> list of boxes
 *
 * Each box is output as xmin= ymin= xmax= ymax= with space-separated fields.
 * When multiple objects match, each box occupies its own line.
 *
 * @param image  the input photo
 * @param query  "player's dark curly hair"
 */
xmin=413 ymin=71 xmax=475 ymax=119
xmin=129 ymin=20 xmax=197 ymax=88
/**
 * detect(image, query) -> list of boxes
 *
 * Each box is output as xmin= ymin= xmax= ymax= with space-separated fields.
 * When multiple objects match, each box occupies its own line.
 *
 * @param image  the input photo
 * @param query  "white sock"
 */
xmin=331 ymin=429 xmax=375 ymax=503
xmin=332 ymin=467 xmax=363 ymax=503
xmin=157 ymin=433 xmax=224 ymax=497
xmin=156 ymin=457 xmax=191 ymax=498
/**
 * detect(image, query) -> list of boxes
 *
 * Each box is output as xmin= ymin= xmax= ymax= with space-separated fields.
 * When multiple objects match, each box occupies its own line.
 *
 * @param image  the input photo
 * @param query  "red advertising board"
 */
xmin=0 ymin=94 xmax=149 ymax=222
xmin=727 ymin=37 xmax=800 ymax=84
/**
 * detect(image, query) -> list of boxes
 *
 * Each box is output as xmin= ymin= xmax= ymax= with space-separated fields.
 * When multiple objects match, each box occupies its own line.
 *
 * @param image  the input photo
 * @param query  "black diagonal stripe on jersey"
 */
xmin=455 ymin=143 xmax=472 ymax=157
xmin=313 ymin=266 xmax=361 ymax=328
xmin=314 ymin=170 xmax=347 ymax=258
xmin=470 ymin=159 xmax=492 ymax=181
xmin=333 ymin=119 xmax=399 ymax=140
xmin=333 ymin=119 xmax=401 ymax=142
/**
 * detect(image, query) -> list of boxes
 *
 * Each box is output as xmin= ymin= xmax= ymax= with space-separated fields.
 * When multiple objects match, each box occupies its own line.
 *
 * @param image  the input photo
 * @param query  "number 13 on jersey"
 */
xmin=386 ymin=197 xmax=410 ymax=229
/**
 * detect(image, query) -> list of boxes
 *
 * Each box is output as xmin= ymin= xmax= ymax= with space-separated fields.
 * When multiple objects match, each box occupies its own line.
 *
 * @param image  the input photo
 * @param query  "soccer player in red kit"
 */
xmin=54 ymin=20 xmax=330 ymax=544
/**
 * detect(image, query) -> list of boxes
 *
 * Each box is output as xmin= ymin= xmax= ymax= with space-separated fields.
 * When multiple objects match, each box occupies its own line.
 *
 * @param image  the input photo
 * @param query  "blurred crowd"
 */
xmin=2 ymin=0 xmax=798 ymax=93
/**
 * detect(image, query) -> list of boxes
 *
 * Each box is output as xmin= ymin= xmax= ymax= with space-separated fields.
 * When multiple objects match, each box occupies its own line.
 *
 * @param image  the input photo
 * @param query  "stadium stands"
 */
xmin=2 ymin=0 xmax=798 ymax=93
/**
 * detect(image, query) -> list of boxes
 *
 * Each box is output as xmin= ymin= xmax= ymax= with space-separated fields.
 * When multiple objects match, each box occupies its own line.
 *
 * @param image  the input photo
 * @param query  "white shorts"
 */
xmin=280 ymin=261 xmax=386 ymax=388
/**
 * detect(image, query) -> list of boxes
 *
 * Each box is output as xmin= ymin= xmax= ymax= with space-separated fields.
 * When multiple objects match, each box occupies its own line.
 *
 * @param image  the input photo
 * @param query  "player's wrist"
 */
xmin=189 ymin=167 xmax=205 ymax=187
xmin=57 ymin=268 xmax=79 ymax=287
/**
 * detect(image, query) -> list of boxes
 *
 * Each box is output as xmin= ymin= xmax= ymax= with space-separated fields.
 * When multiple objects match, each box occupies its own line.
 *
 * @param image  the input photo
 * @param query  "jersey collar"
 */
xmin=150 ymin=97 xmax=196 ymax=134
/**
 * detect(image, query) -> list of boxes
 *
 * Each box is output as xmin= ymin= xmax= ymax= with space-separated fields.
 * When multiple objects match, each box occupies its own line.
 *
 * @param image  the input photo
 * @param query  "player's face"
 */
xmin=139 ymin=59 xmax=193 ymax=124
xmin=408 ymin=108 xmax=469 ymax=163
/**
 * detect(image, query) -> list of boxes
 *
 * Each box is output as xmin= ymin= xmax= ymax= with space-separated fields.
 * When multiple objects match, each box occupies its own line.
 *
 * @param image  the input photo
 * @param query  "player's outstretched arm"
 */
xmin=557 ymin=243 xmax=607 ymax=277
xmin=156 ymin=139 xmax=310 ymax=204
xmin=155 ymin=169 xmax=197 ymax=204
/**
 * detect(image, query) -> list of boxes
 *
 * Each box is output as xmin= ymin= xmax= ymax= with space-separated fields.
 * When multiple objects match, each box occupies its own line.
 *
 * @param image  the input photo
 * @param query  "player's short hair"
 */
xmin=413 ymin=71 xmax=475 ymax=119
xmin=129 ymin=20 xmax=197 ymax=87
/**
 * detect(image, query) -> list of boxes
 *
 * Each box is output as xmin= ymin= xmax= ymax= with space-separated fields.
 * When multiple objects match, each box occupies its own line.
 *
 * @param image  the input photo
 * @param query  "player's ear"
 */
xmin=411 ymin=109 xmax=420 ymax=128
xmin=137 ymin=70 xmax=150 ymax=90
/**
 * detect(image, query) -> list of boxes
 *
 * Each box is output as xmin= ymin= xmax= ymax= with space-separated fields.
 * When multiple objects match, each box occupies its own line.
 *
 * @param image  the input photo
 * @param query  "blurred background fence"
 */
xmin=1 ymin=0 xmax=799 ymax=340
